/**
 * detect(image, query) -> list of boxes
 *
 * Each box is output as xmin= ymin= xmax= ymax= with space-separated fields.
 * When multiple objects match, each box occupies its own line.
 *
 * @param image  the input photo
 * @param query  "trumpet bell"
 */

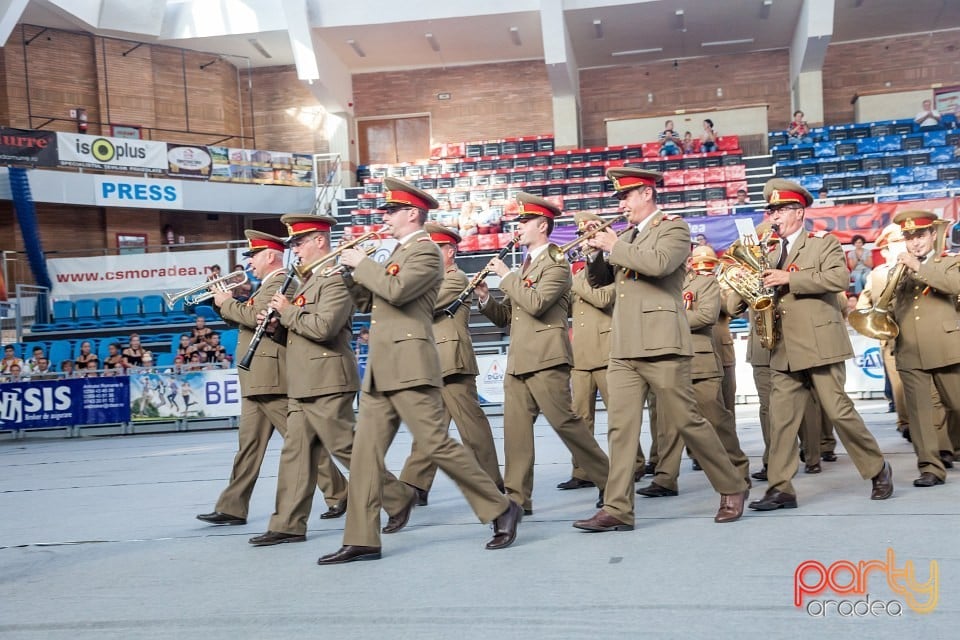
xmin=848 ymin=309 xmax=899 ymax=341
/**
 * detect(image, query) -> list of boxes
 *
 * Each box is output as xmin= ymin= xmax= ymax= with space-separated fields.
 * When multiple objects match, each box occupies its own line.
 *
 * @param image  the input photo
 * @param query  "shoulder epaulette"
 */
xmin=662 ymin=214 xmax=682 ymax=221
xmin=808 ymin=230 xmax=829 ymax=238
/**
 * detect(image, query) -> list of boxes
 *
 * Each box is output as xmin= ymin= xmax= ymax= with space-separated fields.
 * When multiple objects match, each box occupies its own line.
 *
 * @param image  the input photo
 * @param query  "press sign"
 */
xmin=94 ymin=176 xmax=184 ymax=210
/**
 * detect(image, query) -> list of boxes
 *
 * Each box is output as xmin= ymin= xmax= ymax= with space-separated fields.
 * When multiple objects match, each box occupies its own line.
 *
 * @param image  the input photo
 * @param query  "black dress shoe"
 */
xmin=804 ymin=463 xmax=822 ymax=474
xmin=197 ymin=511 xmax=246 ymax=526
xmin=412 ymin=486 xmax=429 ymax=506
xmin=902 ymin=427 xmax=912 ymax=443
xmin=556 ymin=477 xmax=595 ymax=490
xmin=486 ymin=502 xmax=522 ymax=550
xmin=821 ymin=452 xmax=838 ymax=462
xmin=870 ymin=460 xmax=894 ymax=500
xmin=319 ymin=499 xmax=347 ymax=520
xmin=382 ymin=489 xmax=417 ymax=534
xmin=523 ymin=509 xmax=533 ymax=516
xmin=637 ymin=482 xmax=678 ymax=497
xmin=691 ymin=459 xmax=702 ymax=471
xmin=248 ymin=531 xmax=306 ymax=546
xmin=939 ymin=451 xmax=955 ymax=469
xmin=750 ymin=467 xmax=768 ymax=481
xmin=317 ymin=545 xmax=382 ymax=565
xmin=643 ymin=462 xmax=656 ymax=476
xmin=913 ymin=472 xmax=945 ymax=487
xmin=595 ymin=489 xmax=604 ymax=508
xmin=633 ymin=468 xmax=645 ymax=482
xmin=748 ymin=489 xmax=798 ymax=511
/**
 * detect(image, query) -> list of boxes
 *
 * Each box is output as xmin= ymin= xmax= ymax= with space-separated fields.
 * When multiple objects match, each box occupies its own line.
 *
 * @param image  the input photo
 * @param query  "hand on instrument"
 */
xmin=339 ymin=247 xmax=366 ymax=269
xmin=586 ymin=227 xmax=618 ymax=253
xmin=761 ymin=268 xmax=791 ymax=288
xmin=212 ymin=290 xmax=233 ymax=306
xmin=897 ymin=252 xmax=922 ymax=273
xmin=475 ymin=281 xmax=490 ymax=304
xmin=487 ymin=257 xmax=510 ymax=278
xmin=268 ymin=292 xmax=291 ymax=314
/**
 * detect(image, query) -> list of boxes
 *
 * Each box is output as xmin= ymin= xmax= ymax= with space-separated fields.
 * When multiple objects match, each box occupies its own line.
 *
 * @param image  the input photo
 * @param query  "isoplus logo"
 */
xmin=794 ymin=549 xmax=938 ymax=616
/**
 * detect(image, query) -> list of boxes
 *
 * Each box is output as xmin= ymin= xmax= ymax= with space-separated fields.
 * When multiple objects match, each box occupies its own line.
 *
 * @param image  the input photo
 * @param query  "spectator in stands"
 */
xmin=846 ymin=234 xmax=873 ymax=294
xmin=787 ymin=110 xmax=813 ymax=144
xmin=84 ymin=360 xmax=100 ymax=377
xmin=103 ymin=342 xmax=124 ymax=371
xmin=190 ymin=317 xmax=212 ymax=345
xmin=355 ymin=326 xmax=370 ymax=357
xmin=206 ymin=264 xmax=222 ymax=282
xmin=682 ymin=131 xmax=696 ymax=154
xmin=812 ymin=188 xmax=835 ymax=208
xmin=458 ymin=201 xmax=479 ymax=237
xmin=1 ymin=345 xmax=23 ymax=374
xmin=186 ymin=350 xmax=205 ymax=371
xmin=914 ymin=99 xmax=942 ymax=129
xmin=733 ymin=189 xmax=757 ymax=213
xmin=436 ymin=199 xmax=459 ymax=230
xmin=659 ymin=120 xmax=681 ymax=156
xmin=5 ymin=362 xmax=22 ymax=382
xmin=176 ymin=334 xmax=196 ymax=359
xmin=122 ymin=334 xmax=145 ymax=368
xmin=140 ymin=351 xmax=155 ymax=371
xmin=75 ymin=340 xmax=99 ymax=370
xmin=845 ymin=292 xmax=859 ymax=320
xmin=25 ymin=346 xmax=45 ymax=374
xmin=60 ymin=359 xmax=76 ymax=378
xmin=700 ymin=119 xmax=718 ymax=153
xmin=201 ymin=331 xmax=227 ymax=363
xmin=167 ymin=355 xmax=187 ymax=375
xmin=230 ymin=264 xmax=253 ymax=302
xmin=695 ymin=234 xmax=709 ymax=247
xmin=476 ymin=202 xmax=502 ymax=235
xmin=30 ymin=357 xmax=56 ymax=380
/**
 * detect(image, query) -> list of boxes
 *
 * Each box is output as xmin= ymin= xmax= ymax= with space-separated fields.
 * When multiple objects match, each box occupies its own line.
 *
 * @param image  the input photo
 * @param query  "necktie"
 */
xmin=521 ymin=254 xmax=532 ymax=274
xmin=777 ymin=237 xmax=789 ymax=270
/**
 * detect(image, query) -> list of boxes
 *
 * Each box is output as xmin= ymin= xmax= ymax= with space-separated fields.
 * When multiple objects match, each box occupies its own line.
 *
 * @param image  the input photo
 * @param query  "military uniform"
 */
xmin=481 ymin=194 xmax=609 ymax=512
xmin=400 ymin=224 xmax=503 ymax=494
xmin=714 ymin=305 xmax=737 ymax=413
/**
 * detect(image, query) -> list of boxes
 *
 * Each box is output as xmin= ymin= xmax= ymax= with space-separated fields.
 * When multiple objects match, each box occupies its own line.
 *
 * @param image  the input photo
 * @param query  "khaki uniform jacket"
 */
xmin=349 ymin=231 xmax=445 ymax=392
xmin=745 ymin=308 xmax=772 ymax=366
xmin=433 ymin=265 xmax=480 ymax=377
xmin=684 ymin=271 xmax=723 ymax=380
xmin=217 ymin=269 xmax=288 ymax=396
xmin=769 ymin=232 xmax=853 ymax=372
xmin=586 ymin=211 xmax=693 ymax=359
xmin=892 ymin=255 xmax=960 ymax=371
xmin=480 ymin=246 xmax=574 ymax=376
xmin=278 ymin=266 xmax=359 ymax=399
xmin=713 ymin=311 xmax=736 ymax=367
xmin=570 ymin=268 xmax=614 ymax=372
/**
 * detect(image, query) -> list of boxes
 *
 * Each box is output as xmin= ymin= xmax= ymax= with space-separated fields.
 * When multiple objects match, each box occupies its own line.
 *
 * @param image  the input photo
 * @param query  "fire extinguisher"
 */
xmin=76 ymin=107 xmax=88 ymax=134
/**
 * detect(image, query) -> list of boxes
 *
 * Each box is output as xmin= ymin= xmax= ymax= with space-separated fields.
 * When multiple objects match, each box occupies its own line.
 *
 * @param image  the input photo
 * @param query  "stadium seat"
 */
xmin=73 ymin=299 xmax=100 ymax=329
xmin=96 ymin=297 xmax=125 ymax=328
xmin=142 ymin=295 xmax=166 ymax=318
xmin=193 ymin=305 xmax=219 ymax=321
xmin=155 ymin=352 xmax=176 ymax=367
xmin=119 ymin=296 xmax=148 ymax=326
xmin=220 ymin=329 xmax=239 ymax=359
xmin=52 ymin=300 xmax=75 ymax=326
xmin=47 ymin=340 xmax=72 ymax=368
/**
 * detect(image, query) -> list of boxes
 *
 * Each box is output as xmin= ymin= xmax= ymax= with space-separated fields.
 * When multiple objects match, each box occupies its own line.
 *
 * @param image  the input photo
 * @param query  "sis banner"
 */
xmin=0 ymin=377 xmax=129 ymax=430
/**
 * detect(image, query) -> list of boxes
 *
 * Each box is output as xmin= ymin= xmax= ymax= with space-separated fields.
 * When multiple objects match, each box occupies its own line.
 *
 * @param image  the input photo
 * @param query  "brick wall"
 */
xmin=243 ymin=65 xmax=329 ymax=153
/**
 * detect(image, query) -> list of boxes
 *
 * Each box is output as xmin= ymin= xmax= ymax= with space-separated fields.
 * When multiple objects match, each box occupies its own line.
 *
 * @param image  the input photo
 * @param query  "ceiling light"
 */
xmin=425 ymin=33 xmax=440 ymax=52
xmin=509 ymin=26 xmax=522 ymax=46
xmin=611 ymin=47 xmax=663 ymax=57
xmin=593 ymin=19 xmax=603 ymax=39
xmin=347 ymin=39 xmax=366 ymax=57
xmin=673 ymin=9 xmax=685 ymax=32
xmin=760 ymin=0 xmax=772 ymax=18
xmin=701 ymin=38 xmax=755 ymax=47
xmin=247 ymin=37 xmax=272 ymax=59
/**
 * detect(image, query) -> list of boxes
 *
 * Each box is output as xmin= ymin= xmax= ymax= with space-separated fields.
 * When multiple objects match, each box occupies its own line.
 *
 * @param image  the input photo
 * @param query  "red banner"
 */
xmin=804 ymin=197 xmax=959 ymax=243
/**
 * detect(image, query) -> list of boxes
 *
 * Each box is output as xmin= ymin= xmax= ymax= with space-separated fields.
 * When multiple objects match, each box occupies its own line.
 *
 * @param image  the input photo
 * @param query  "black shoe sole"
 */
xmin=317 ymin=552 xmax=381 ymax=565
xmin=197 ymin=516 xmax=247 ymax=526
xmin=249 ymin=535 xmax=306 ymax=546
xmin=572 ymin=522 xmax=634 ymax=532
xmin=748 ymin=501 xmax=797 ymax=511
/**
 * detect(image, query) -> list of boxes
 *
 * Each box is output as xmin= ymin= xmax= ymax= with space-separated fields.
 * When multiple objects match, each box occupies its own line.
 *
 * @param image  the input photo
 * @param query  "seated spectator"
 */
xmin=167 ymin=354 xmax=187 ymax=375
xmin=75 ymin=340 xmax=99 ymax=370
xmin=914 ymin=99 xmax=942 ymax=129
xmin=103 ymin=342 xmax=124 ymax=371
xmin=682 ymin=131 xmax=696 ymax=154
xmin=176 ymin=334 xmax=197 ymax=359
xmin=122 ymin=334 xmax=144 ymax=368
xmin=355 ymin=326 xmax=370 ymax=356
xmin=140 ymin=351 xmax=155 ymax=371
xmin=845 ymin=292 xmax=859 ymax=319
xmin=700 ymin=119 xmax=718 ymax=153
xmin=30 ymin=357 xmax=56 ymax=380
xmin=229 ymin=264 xmax=253 ymax=302
xmin=60 ymin=359 xmax=76 ymax=378
xmin=787 ymin=110 xmax=813 ymax=144
xmin=186 ymin=350 xmax=205 ymax=371
xmin=1 ymin=345 xmax=23 ymax=374
xmin=435 ymin=199 xmax=459 ymax=230
xmin=846 ymin=234 xmax=873 ymax=295
xmin=25 ymin=346 xmax=45 ymax=374
xmin=476 ymin=203 xmax=502 ymax=235
xmin=191 ymin=317 xmax=212 ymax=345
xmin=5 ymin=362 xmax=22 ymax=382
xmin=812 ymin=188 xmax=835 ymax=208
xmin=206 ymin=264 xmax=222 ymax=282
xmin=84 ymin=360 xmax=100 ymax=377
xmin=659 ymin=120 xmax=681 ymax=156
xmin=201 ymin=331 xmax=227 ymax=363
xmin=733 ymin=189 xmax=757 ymax=213
xmin=458 ymin=201 xmax=478 ymax=237
xmin=695 ymin=234 xmax=709 ymax=247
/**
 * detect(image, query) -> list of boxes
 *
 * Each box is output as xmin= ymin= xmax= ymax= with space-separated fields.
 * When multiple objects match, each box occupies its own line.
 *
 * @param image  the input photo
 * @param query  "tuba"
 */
xmin=717 ymin=231 xmax=780 ymax=350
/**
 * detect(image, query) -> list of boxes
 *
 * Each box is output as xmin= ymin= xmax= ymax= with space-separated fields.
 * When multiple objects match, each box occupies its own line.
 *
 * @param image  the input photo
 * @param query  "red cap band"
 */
xmin=429 ymin=232 xmax=457 ymax=244
xmin=518 ymin=201 xmax=556 ymax=219
xmin=612 ymin=175 xmax=656 ymax=191
xmin=899 ymin=217 xmax=935 ymax=231
xmin=288 ymin=220 xmax=331 ymax=234
xmin=248 ymin=237 xmax=284 ymax=252
xmin=385 ymin=190 xmax=431 ymax=210
xmin=767 ymin=189 xmax=807 ymax=206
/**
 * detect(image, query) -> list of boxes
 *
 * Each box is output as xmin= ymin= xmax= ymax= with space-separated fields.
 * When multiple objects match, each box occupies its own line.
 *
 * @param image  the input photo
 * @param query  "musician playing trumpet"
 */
xmin=477 ymin=192 xmax=609 ymax=516
xmin=889 ymin=210 xmax=960 ymax=487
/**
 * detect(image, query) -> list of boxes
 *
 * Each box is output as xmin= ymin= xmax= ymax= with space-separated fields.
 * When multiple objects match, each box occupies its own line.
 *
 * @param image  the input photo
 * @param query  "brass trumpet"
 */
xmin=548 ymin=214 xmax=627 ymax=263
xmin=296 ymin=229 xmax=384 ymax=278
xmin=164 ymin=269 xmax=248 ymax=308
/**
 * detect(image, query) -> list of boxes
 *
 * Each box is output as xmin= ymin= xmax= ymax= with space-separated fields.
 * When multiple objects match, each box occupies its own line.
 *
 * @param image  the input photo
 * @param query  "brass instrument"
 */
xmin=548 ymin=214 xmax=626 ymax=263
xmin=717 ymin=230 xmax=780 ymax=350
xmin=850 ymin=219 xmax=951 ymax=341
xmin=305 ymin=229 xmax=384 ymax=278
xmin=164 ymin=269 xmax=248 ymax=308
xmin=237 ymin=261 xmax=299 ymax=371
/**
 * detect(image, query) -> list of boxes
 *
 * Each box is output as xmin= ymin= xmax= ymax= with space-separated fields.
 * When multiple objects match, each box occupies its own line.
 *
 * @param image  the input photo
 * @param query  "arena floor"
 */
xmin=1 ymin=400 xmax=957 ymax=638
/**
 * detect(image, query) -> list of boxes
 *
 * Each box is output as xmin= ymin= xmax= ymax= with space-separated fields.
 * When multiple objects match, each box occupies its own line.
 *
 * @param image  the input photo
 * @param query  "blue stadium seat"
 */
xmin=48 ymin=340 xmax=72 ymax=369
xmin=166 ymin=297 xmax=193 ymax=323
xmin=52 ymin=300 xmax=75 ymax=325
xmin=142 ymin=295 xmax=166 ymax=318
xmin=119 ymin=296 xmax=148 ymax=326
xmin=155 ymin=352 xmax=176 ymax=367
xmin=193 ymin=305 xmax=219 ymax=321
xmin=73 ymin=299 xmax=100 ymax=329
xmin=96 ymin=297 xmax=125 ymax=328
xmin=220 ymin=329 xmax=239 ymax=359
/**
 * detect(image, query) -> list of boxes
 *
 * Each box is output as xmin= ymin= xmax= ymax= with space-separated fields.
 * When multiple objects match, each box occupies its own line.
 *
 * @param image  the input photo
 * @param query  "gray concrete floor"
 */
xmin=1 ymin=400 xmax=958 ymax=639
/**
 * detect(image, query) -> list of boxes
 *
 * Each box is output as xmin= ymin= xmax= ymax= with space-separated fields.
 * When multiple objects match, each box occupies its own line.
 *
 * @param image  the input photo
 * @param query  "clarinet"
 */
xmin=443 ymin=238 xmax=517 ymax=317
xmin=237 ymin=263 xmax=299 ymax=371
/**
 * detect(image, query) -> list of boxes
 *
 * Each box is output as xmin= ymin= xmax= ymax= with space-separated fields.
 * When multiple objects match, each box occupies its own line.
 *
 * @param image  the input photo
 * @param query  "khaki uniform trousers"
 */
xmin=898 ymin=364 xmax=960 ymax=481
xmin=215 ymin=395 xmax=346 ymax=519
xmin=603 ymin=356 xmax=746 ymax=525
xmin=343 ymin=385 xmax=509 ymax=548
xmin=503 ymin=366 xmax=609 ymax=511
xmin=882 ymin=341 xmax=910 ymax=432
xmin=754 ymin=364 xmax=824 ymax=467
xmin=768 ymin=363 xmax=885 ymax=496
xmin=652 ymin=376 xmax=751 ymax=491
xmin=721 ymin=365 xmax=737 ymax=414
xmin=932 ymin=387 xmax=958 ymax=455
xmin=570 ymin=367 xmax=645 ymax=481
xmin=400 ymin=373 xmax=503 ymax=491
xmin=753 ymin=365 xmax=772 ymax=465
xmin=646 ymin=391 xmax=660 ymax=467
xmin=268 ymin=393 xmax=401 ymax=536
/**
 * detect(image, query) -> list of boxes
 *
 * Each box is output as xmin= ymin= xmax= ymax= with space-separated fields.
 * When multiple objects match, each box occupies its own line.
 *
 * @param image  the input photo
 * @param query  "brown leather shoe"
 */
xmin=913 ymin=472 xmax=945 ymax=487
xmin=821 ymin=452 xmax=838 ymax=462
xmin=319 ymin=499 xmax=347 ymax=520
xmin=316 ymin=545 xmax=382 ymax=565
xmin=751 ymin=466 xmax=768 ymax=481
xmin=870 ymin=460 xmax=894 ymax=500
xmin=486 ymin=501 xmax=522 ymax=550
xmin=248 ymin=531 xmax=306 ymax=546
xmin=633 ymin=468 xmax=645 ymax=482
xmin=572 ymin=509 xmax=634 ymax=532
xmin=804 ymin=462 xmax=822 ymax=474
xmin=714 ymin=490 xmax=747 ymax=523
xmin=939 ymin=451 xmax=955 ymax=469
xmin=637 ymin=482 xmax=678 ymax=497
xmin=382 ymin=488 xmax=417 ymax=534
xmin=557 ymin=477 xmax=596 ymax=490
xmin=196 ymin=511 xmax=246 ymax=526
xmin=748 ymin=489 xmax=798 ymax=511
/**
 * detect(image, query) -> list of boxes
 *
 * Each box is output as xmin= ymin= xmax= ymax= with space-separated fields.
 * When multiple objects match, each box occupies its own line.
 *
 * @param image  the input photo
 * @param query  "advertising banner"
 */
xmin=166 ymin=144 xmax=212 ymax=179
xmin=475 ymin=354 xmax=506 ymax=405
xmin=208 ymin=146 xmax=314 ymax=186
xmin=48 ymin=249 xmax=228 ymax=297
xmin=94 ymin=175 xmax=183 ymax=210
xmin=804 ymin=197 xmax=959 ymax=244
xmin=0 ymin=377 xmax=130 ymax=430
xmin=129 ymin=368 xmax=240 ymax=420
xmin=56 ymin=132 xmax=167 ymax=173
xmin=0 ymin=127 xmax=58 ymax=167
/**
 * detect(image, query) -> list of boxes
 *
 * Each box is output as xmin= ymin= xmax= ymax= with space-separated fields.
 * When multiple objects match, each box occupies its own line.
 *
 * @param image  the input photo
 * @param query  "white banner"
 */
xmin=57 ymin=132 xmax=167 ymax=173
xmin=130 ymin=369 xmax=241 ymax=420
xmin=48 ymin=249 xmax=229 ymax=297
xmin=476 ymin=353 xmax=506 ymax=404
xmin=94 ymin=176 xmax=183 ymax=210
